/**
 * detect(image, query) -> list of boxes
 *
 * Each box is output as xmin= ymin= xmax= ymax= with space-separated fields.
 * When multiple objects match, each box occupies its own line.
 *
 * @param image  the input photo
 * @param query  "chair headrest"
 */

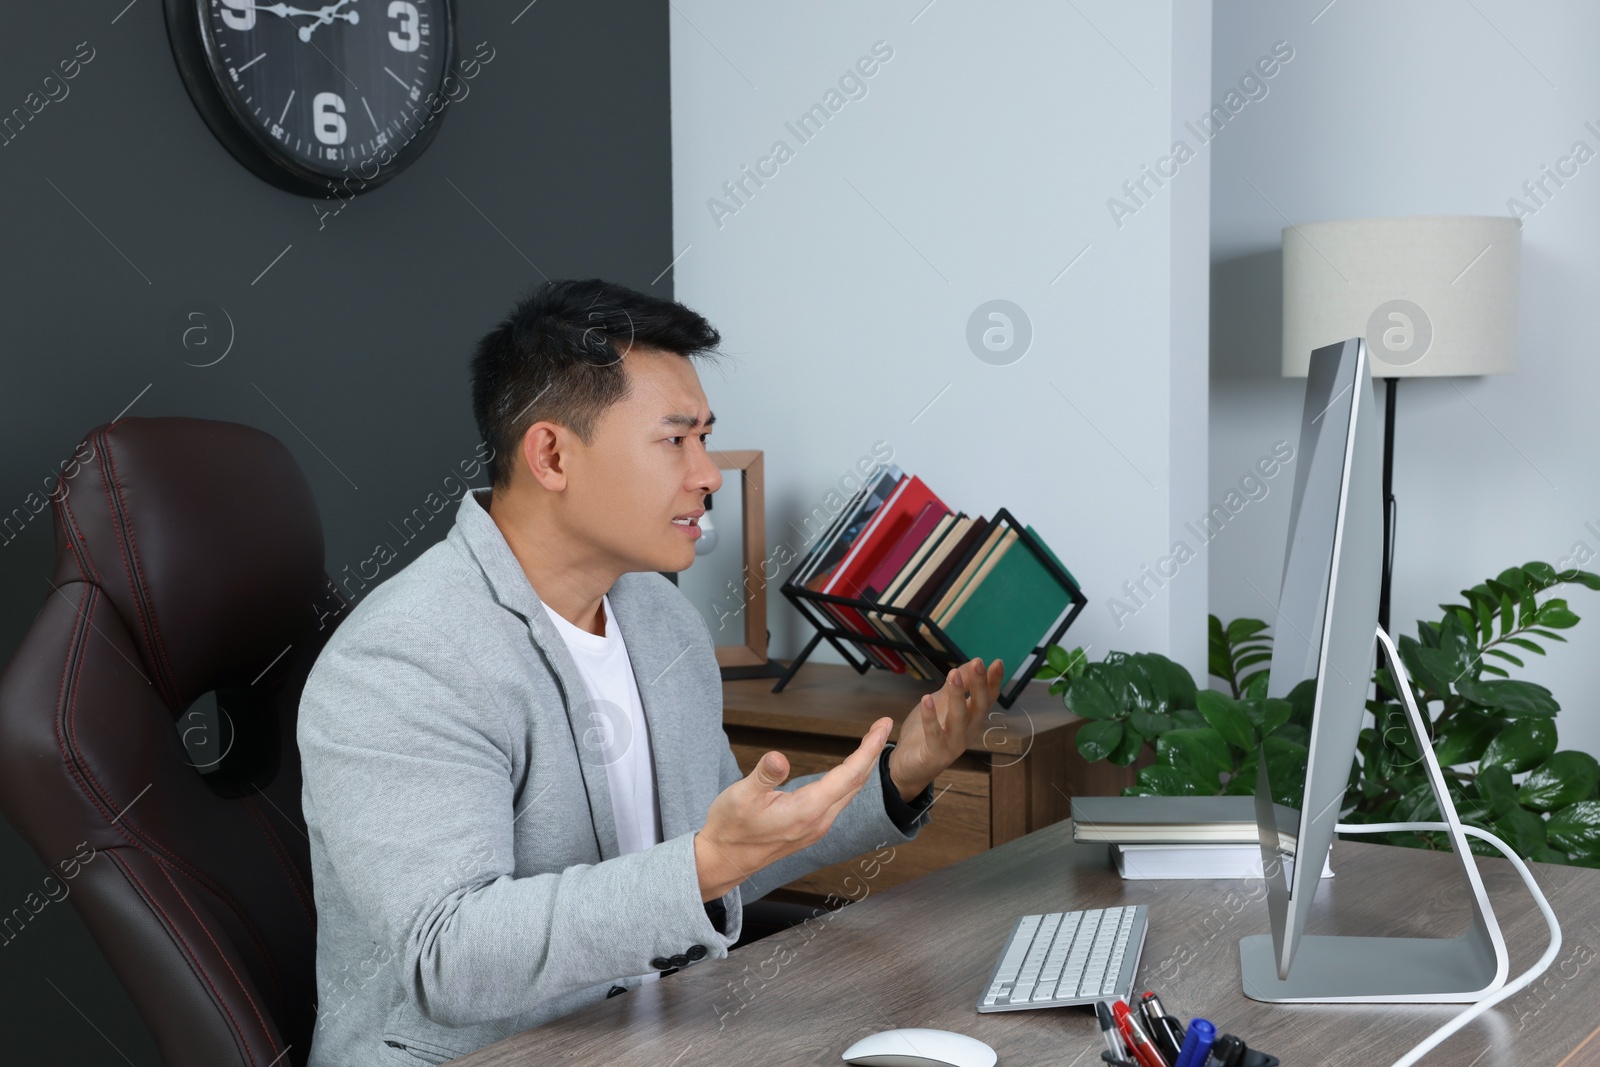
xmin=51 ymin=416 xmax=328 ymax=712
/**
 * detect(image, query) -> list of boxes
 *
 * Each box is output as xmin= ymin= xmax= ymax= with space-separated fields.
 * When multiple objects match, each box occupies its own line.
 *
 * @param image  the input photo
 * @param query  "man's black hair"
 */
xmin=470 ymin=278 xmax=722 ymax=490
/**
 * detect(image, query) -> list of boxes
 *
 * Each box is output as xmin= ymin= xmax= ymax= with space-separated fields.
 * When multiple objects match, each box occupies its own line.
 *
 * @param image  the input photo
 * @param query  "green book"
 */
xmin=940 ymin=524 xmax=1075 ymax=685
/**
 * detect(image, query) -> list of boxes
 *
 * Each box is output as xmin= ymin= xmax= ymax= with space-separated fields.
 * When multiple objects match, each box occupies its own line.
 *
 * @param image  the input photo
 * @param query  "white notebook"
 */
xmin=1112 ymin=842 xmax=1335 ymax=880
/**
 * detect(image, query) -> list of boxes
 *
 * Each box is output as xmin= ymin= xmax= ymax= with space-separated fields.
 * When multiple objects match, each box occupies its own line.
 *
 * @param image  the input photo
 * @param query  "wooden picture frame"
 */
xmin=707 ymin=449 xmax=773 ymax=674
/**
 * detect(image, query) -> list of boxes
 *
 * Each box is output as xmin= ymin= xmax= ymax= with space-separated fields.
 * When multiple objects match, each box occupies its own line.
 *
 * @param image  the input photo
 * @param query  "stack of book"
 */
xmin=1070 ymin=796 xmax=1334 ymax=881
xmin=783 ymin=464 xmax=1085 ymax=700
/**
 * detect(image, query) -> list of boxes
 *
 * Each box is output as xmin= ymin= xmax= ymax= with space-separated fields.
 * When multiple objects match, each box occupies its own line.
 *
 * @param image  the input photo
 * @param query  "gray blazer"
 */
xmin=298 ymin=488 xmax=932 ymax=1066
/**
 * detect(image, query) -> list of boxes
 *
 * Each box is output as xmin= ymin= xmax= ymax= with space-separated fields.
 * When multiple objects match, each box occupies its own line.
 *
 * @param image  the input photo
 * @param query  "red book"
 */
xmin=823 ymin=475 xmax=950 ymax=672
xmin=860 ymin=501 xmax=951 ymax=679
xmin=861 ymin=500 xmax=948 ymax=600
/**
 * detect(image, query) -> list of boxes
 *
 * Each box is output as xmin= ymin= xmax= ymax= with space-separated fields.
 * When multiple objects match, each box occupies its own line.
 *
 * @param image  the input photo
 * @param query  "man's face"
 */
xmin=557 ymin=346 xmax=723 ymax=574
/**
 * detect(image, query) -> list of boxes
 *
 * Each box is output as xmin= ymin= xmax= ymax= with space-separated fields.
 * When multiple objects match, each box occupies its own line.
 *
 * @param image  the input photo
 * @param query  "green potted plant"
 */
xmin=1039 ymin=561 xmax=1600 ymax=867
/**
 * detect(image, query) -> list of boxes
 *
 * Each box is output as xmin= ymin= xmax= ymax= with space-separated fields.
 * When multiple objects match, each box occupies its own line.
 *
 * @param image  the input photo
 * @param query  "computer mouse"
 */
xmin=841 ymin=1027 xmax=998 ymax=1067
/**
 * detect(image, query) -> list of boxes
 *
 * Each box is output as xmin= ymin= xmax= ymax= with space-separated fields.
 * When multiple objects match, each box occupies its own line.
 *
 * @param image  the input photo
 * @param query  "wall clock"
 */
xmin=164 ymin=0 xmax=457 ymax=198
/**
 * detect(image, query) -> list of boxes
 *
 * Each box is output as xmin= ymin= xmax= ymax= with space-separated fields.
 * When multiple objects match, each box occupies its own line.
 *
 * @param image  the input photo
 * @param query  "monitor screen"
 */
xmin=1255 ymin=337 xmax=1384 ymax=979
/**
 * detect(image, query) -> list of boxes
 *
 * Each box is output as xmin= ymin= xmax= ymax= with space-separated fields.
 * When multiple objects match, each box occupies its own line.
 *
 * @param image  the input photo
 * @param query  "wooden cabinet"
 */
xmin=721 ymin=662 xmax=1138 ymax=908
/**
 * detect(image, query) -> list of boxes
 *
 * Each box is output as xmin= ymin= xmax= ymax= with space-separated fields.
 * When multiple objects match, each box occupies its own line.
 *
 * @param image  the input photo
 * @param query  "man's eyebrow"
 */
xmin=660 ymin=411 xmax=716 ymax=430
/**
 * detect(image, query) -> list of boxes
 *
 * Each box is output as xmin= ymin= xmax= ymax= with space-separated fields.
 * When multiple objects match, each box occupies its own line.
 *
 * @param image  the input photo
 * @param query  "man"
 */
xmin=297 ymin=278 xmax=1005 ymax=1065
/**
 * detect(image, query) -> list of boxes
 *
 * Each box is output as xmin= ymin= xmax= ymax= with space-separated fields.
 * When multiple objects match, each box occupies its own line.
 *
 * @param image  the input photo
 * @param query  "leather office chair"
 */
xmin=0 ymin=416 xmax=349 ymax=1067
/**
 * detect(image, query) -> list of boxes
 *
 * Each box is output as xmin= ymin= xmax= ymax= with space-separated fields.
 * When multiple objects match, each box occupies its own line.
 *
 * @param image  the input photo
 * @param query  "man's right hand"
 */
xmin=694 ymin=716 xmax=893 ymax=903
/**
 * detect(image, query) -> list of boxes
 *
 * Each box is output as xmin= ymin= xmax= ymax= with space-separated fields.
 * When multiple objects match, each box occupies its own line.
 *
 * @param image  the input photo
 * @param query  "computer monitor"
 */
xmin=1238 ymin=337 xmax=1508 ymax=1002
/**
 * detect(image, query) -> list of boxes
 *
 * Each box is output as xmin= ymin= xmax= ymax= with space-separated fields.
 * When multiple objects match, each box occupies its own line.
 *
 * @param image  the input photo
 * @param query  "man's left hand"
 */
xmin=887 ymin=657 xmax=1005 ymax=803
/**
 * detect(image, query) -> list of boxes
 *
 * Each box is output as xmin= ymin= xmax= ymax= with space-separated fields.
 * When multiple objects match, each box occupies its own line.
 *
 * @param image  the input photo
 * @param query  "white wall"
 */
xmin=670 ymin=0 xmax=1213 ymax=684
xmin=1209 ymin=1 xmax=1600 ymax=753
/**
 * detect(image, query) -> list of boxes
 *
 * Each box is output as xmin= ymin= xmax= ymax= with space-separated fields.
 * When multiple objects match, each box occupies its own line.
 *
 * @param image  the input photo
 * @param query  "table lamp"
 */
xmin=1281 ymin=215 xmax=1521 ymax=639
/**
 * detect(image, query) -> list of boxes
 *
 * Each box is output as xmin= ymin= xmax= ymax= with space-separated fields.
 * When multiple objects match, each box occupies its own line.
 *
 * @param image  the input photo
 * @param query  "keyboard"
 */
xmin=975 ymin=905 xmax=1149 ymax=1012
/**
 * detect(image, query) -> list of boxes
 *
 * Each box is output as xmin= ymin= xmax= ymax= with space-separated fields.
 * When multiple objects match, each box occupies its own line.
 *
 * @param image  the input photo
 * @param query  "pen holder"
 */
xmin=1236 ymin=1052 xmax=1280 ymax=1067
xmin=1100 ymin=1051 xmax=1280 ymax=1067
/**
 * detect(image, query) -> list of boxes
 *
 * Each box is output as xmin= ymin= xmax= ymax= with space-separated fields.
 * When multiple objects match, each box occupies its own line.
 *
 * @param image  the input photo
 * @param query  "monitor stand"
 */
xmin=1238 ymin=625 xmax=1510 ymax=1003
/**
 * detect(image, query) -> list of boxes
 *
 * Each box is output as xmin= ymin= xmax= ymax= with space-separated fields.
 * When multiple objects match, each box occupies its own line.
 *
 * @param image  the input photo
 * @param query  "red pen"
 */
xmin=1112 ymin=1000 xmax=1168 ymax=1067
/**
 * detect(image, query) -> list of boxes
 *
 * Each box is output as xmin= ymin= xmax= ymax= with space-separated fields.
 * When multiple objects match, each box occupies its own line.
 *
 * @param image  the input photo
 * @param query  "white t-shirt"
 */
xmin=539 ymin=592 xmax=664 ymax=984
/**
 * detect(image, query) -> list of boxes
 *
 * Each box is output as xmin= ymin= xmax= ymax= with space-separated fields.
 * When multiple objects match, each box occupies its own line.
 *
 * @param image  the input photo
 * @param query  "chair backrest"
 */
xmin=0 ymin=416 xmax=350 ymax=1067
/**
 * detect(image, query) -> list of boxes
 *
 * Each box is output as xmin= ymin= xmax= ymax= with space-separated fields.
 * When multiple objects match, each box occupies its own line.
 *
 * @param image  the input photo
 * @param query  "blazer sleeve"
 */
xmin=714 ymin=732 xmax=935 ymax=904
xmin=298 ymin=611 xmax=739 ymax=1029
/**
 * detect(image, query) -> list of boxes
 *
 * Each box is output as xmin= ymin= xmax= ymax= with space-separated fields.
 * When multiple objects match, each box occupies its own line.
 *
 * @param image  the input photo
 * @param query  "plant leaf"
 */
xmin=1553 ymin=567 xmax=1600 ymax=591
xmin=1108 ymin=723 xmax=1145 ymax=766
xmin=1484 ymin=648 xmax=1525 ymax=668
xmin=1156 ymin=728 xmax=1234 ymax=791
xmin=1547 ymin=800 xmax=1600 ymax=857
xmin=1169 ymin=708 xmax=1207 ymax=730
xmin=1493 ymin=804 xmax=1548 ymax=855
xmin=1131 ymin=765 xmax=1209 ymax=796
xmin=1245 ymin=697 xmax=1293 ymax=737
xmin=1196 ymin=690 xmax=1255 ymax=751
xmin=1476 ymin=764 xmax=1520 ymax=818
xmin=1537 ymin=599 xmax=1580 ymax=629
xmin=1431 ymin=712 xmax=1504 ymax=767
xmin=1126 ymin=652 xmax=1197 ymax=713
xmin=1063 ymin=677 xmax=1120 ymax=721
xmin=1479 ymin=717 xmax=1557 ymax=773
xmin=1394 ymin=781 xmax=1441 ymax=823
xmin=1453 ymin=678 xmax=1560 ymax=717
xmin=1095 ymin=656 xmax=1158 ymax=719
xmin=1045 ymin=644 xmax=1087 ymax=676
xmin=1499 ymin=565 xmax=1531 ymax=591
xmin=1517 ymin=751 xmax=1600 ymax=812
xmin=1531 ymin=847 xmax=1571 ymax=865
xmin=1518 ymin=590 xmax=1538 ymax=629
xmin=1128 ymin=710 xmax=1175 ymax=739
xmin=1416 ymin=646 xmax=1471 ymax=693
xmin=1262 ymin=735 xmax=1309 ymax=808
xmin=1076 ymin=720 xmax=1124 ymax=762
xmin=1227 ymin=618 xmax=1270 ymax=643
xmin=1225 ymin=761 xmax=1258 ymax=795
xmin=1476 ymin=593 xmax=1495 ymax=645
xmin=1396 ymin=636 xmax=1449 ymax=696
xmin=1522 ymin=561 xmax=1558 ymax=586
xmin=1285 ymin=678 xmax=1317 ymax=728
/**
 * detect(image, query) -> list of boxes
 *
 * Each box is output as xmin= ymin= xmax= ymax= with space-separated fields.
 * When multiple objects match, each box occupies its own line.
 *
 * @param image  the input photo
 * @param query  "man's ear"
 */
xmin=520 ymin=421 xmax=569 ymax=492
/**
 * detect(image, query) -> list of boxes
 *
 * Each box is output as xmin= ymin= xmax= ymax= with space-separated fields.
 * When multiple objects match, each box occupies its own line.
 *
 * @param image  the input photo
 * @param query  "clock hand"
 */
xmin=250 ymin=4 xmax=331 ymax=20
xmin=296 ymin=0 xmax=359 ymax=42
xmin=247 ymin=3 xmax=359 ymax=41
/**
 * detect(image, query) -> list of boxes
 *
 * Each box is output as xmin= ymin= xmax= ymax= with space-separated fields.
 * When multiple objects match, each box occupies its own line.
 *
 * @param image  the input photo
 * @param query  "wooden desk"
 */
xmin=721 ymin=662 xmax=1139 ymax=906
xmin=451 ymin=821 xmax=1600 ymax=1067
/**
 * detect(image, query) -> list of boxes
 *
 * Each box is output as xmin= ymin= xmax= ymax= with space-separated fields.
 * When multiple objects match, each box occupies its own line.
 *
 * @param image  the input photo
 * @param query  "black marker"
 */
xmin=1202 ymin=1035 xmax=1246 ymax=1067
xmin=1138 ymin=991 xmax=1185 ymax=1063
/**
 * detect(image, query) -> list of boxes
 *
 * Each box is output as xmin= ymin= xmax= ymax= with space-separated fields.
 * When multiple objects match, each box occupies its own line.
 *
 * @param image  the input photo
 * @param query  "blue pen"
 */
xmin=1173 ymin=1017 xmax=1216 ymax=1067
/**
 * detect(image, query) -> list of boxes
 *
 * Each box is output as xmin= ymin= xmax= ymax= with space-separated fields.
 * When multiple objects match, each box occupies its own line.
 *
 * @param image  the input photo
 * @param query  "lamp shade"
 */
xmin=1281 ymin=215 xmax=1520 ymax=378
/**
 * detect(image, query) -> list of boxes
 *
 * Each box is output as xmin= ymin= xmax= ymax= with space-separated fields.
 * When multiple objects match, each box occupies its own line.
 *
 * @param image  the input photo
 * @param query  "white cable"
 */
xmin=1333 ymin=821 xmax=1563 ymax=1067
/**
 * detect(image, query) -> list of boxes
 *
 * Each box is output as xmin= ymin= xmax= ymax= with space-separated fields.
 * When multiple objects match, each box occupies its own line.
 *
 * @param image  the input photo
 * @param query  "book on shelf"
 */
xmin=941 ymin=524 xmax=1081 ymax=689
xmin=795 ymin=476 xmax=874 ymax=588
xmin=916 ymin=521 xmax=1009 ymax=649
xmin=860 ymin=507 xmax=958 ymax=679
xmin=882 ymin=516 xmax=989 ymax=653
xmin=819 ymin=474 xmax=951 ymax=675
xmin=800 ymin=466 xmax=902 ymax=669
xmin=786 ymin=472 xmax=1081 ymax=686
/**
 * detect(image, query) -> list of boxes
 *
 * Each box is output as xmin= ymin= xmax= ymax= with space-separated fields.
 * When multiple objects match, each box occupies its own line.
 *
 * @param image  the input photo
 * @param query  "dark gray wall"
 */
xmin=0 ymin=2 xmax=673 ymax=1061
